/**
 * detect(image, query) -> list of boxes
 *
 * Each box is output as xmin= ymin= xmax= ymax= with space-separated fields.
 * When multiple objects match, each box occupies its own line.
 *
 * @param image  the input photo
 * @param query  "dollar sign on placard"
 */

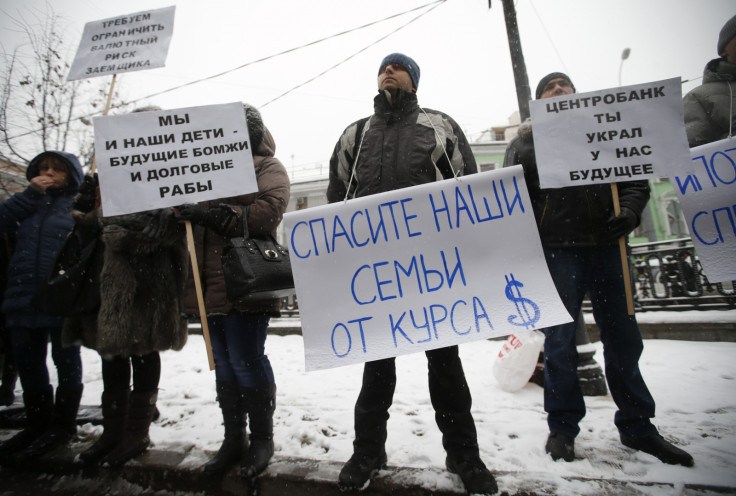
xmin=505 ymin=273 xmax=540 ymax=329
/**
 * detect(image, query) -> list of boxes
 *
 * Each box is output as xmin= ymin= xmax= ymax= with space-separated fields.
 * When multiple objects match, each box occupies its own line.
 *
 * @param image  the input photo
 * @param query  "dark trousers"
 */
xmin=102 ymin=352 xmax=161 ymax=392
xmin=542 ymin=246 xmax=658 ymax=438
xmin=10 ymin=326 xmax=82 ymax=397
xmin=353 ymin=345 xmax=479 ymax=458
xmin=208 ymin=314 xmax=274 ymax=387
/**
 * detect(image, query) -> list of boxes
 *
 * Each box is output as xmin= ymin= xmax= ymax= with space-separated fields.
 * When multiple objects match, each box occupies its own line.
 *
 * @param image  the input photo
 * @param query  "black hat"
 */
xmin=718 ymin=14 xmax=736 ymax=55
xmin=535 ymin=72 xmax=576 ymax=99
xmin=378 ymin=53 xmax=420 ymax=90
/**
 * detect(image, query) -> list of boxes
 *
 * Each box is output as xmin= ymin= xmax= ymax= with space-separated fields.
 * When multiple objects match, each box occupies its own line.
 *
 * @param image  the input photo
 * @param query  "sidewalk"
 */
xmin=2 ymin=440 xmax=733 ymax=496
xmin=1 ymin=311 xmax=735 ymax=495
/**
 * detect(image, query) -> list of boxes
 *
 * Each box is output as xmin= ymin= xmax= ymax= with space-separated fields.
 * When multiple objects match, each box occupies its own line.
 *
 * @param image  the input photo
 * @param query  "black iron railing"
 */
xmin=279 ymin=237 xmax=735 ymax=316
xmin=628 ymin=237 xmax=734 ymax=311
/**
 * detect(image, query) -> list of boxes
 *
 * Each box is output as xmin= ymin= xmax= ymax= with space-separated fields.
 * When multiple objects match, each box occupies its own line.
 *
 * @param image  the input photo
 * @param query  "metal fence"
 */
xmin=627 ymin=237 xmax=735 ymax=311
xmin=279 ymin=237 xmax=735 ymax=316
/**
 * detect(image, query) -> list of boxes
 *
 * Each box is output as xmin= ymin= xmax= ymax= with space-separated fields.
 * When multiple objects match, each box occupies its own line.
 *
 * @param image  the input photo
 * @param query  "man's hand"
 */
xmin=606 ymin=207 xmax=638 ymax=240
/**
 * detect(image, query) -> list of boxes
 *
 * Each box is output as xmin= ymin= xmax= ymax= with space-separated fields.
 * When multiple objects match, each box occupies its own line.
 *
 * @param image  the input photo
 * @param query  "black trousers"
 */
xmin=352 ymin=345 xmax=480 ymax=459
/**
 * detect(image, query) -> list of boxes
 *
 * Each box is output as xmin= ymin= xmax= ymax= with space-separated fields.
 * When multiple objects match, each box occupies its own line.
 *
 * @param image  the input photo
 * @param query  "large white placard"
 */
xmin=68 ymin=6 xmax=176 ymax=81
xmin=93 ymin=102 xmax=258 ymax=217
xmin=284 ymin=166 xmax=572 ymax=371
xmin=529 ymin=78 xmax=692 ymax=188
xmin=672 ymin=138 xmax=736 ymax=283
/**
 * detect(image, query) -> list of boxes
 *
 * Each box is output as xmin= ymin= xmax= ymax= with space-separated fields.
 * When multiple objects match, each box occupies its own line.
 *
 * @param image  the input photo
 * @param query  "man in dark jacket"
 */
xmin=683 ymin=13 xmax=736 ymax=147
xmin=504 ymin=73 xmax=694 ymax=467
xmin=327 ymin=53 xmax=497 ymax=495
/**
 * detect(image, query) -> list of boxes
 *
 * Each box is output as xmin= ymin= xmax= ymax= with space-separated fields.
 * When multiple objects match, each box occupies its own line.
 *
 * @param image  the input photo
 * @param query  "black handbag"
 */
xmin=221 ymin=213 xmax=294 ymax=307
xmin=31 ymin=229 xmax=102 ymax=317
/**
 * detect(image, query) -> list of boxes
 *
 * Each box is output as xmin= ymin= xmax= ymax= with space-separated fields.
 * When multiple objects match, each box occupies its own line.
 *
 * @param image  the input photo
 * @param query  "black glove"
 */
xmin=175 ymin=203 xmax=236 ymax=235
xmin=142 ymin=208 xmax=176 ymax=239
xmin=73 ymin=173 xmax=99 ymax=213
xmin=606 ymin=207 xmax=638 ymax=240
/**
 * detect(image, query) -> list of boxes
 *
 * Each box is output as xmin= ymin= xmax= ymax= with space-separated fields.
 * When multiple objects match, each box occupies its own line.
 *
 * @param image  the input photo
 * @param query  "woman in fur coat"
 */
xmin=63 ymin=176 xmax=189 ymax=467
xmin=175 ymin=103 xmax=290 ymax=480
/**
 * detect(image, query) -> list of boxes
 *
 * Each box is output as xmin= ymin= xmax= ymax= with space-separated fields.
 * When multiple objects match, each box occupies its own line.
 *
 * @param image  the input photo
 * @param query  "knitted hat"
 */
xmin=378 ymin=53 xmax=420 ymax=90
xmin=535 ymin=72 xmax=576 ymax=99
xmin=718 ymin=14 xmax=736 ymax=55
xmin=243 ymin=103 xmax=264 ymax=151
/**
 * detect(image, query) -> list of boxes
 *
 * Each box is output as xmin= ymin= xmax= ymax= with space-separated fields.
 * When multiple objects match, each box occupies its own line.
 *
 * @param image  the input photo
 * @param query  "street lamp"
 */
xmin=618 ymin=48 xmax=631 ymax=87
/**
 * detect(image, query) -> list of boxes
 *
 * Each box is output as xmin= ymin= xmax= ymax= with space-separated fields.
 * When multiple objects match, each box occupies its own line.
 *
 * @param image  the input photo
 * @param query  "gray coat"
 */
xmin=683 ymin=58 xmax=736 ymax=147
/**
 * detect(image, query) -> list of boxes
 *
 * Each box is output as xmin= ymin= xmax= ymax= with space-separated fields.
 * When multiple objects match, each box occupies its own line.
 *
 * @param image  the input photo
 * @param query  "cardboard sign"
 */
xmin=284 ymin=166 xmax=572 ymax=371
xmin=68 ymin=6 xmax=176 ymax=81
xmin=529 ymin=78 xmax=692 ymax=188
xmin=93 ymin=102 xmax=258 ymax=216
xmin=672 ymin=138 xmax=736 ymax=283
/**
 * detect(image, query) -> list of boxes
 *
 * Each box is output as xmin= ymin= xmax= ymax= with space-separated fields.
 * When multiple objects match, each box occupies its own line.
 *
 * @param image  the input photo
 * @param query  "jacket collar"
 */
xmin=373 ymin=89 xmax=419 ymax=120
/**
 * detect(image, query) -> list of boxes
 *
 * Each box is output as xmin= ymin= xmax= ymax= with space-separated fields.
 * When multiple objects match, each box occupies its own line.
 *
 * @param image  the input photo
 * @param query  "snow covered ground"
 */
xmin=4 ymin=310 xmax=736 ymax=495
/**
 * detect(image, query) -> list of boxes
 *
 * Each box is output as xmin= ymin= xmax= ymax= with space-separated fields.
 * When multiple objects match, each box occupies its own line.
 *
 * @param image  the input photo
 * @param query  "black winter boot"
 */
xmin=339 ymin=451 xmax=388 ymax=491
xmin=428 ymin=347 xmax=497 ymax=494
xmin=0 ymin=354 xmax=17 ymax=407
xmin=203 ymin=381 xmax=248 ymax=477
xmin=101 ymin=389 xmax=157 ymax=466
xmin=620 ymin=433 xmax=694 ymax=467
xmin=338 ymin=359 xmax=396 ymax=491
xmin=21 ymin=385 xmax=84 ymax=458
xmin=240 ymin=384 xmax=275 ymax=479
xmin=79 ymin=388 xmax=130 ymax=463
xmin=0 ymin=385 xmax=53 ymax=459
xmin=546 ymin=432 xmax=575 ymax=462
xmin=446 ymin=455 xmax=498 ymax=495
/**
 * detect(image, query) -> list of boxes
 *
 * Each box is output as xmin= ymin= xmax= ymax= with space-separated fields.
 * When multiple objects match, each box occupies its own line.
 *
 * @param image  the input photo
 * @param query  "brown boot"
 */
xmin=101 ymin=389 xmax=157 ymax=467
xmin=79 ymin=388 xmax=129 ymax=463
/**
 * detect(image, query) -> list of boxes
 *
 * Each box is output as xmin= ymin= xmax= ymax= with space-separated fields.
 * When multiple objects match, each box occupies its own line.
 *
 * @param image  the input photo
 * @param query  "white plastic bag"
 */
xmin=492 ymin=330 xmax=545 ymax=392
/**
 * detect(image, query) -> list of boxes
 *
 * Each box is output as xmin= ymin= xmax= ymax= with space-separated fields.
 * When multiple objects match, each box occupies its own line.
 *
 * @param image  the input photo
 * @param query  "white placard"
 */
xmin=529 ymin=78 xmax=692 ymax=188
xmin=284 ymin=166 xmax=572 ymax=371
xmin=68 ymin=6 xmax=176 ymax=81
xmin=93 ymin=102 xmax=258 ymax=217
xmin=672 ymin=138 xmax=736 ymax=283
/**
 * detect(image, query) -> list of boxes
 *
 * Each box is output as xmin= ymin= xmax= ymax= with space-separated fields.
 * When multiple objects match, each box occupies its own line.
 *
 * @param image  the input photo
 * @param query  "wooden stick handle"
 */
xmin=185 ymin=220 xmax=215 ymax=370
xmin=611 ymin=182 xmax=635 ymax=315
xmin=90 ymin=74 xmax=117 ymax=175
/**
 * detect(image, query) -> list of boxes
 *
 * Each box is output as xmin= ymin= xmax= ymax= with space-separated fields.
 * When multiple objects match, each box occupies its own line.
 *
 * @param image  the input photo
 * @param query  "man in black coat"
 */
xmin=504 ymin=73 xmax=694 ymax=467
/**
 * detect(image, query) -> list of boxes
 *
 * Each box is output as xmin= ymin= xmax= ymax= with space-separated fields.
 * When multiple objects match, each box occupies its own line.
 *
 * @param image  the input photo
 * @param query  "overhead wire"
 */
xmin=259 ymin=1 xmax=444 ymax=108
xmin=5 ymin=0 xmax=446 ymax=143
xmin=526 ymin=0 xmax=569 ymax=74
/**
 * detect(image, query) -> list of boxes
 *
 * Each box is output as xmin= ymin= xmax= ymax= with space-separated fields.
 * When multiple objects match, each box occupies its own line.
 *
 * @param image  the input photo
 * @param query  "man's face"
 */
xmin=722 ymin=36 xmax=736 ymax=64
xmin=539 ymin=77 xmax=574 ymax=99
xmin=378 ymin=62 xmax=415 ymax=94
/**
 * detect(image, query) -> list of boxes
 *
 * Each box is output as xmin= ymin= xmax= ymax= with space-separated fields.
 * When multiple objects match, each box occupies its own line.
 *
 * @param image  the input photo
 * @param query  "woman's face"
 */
xmin=38 ymin=157 xmax=70 ymax=189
